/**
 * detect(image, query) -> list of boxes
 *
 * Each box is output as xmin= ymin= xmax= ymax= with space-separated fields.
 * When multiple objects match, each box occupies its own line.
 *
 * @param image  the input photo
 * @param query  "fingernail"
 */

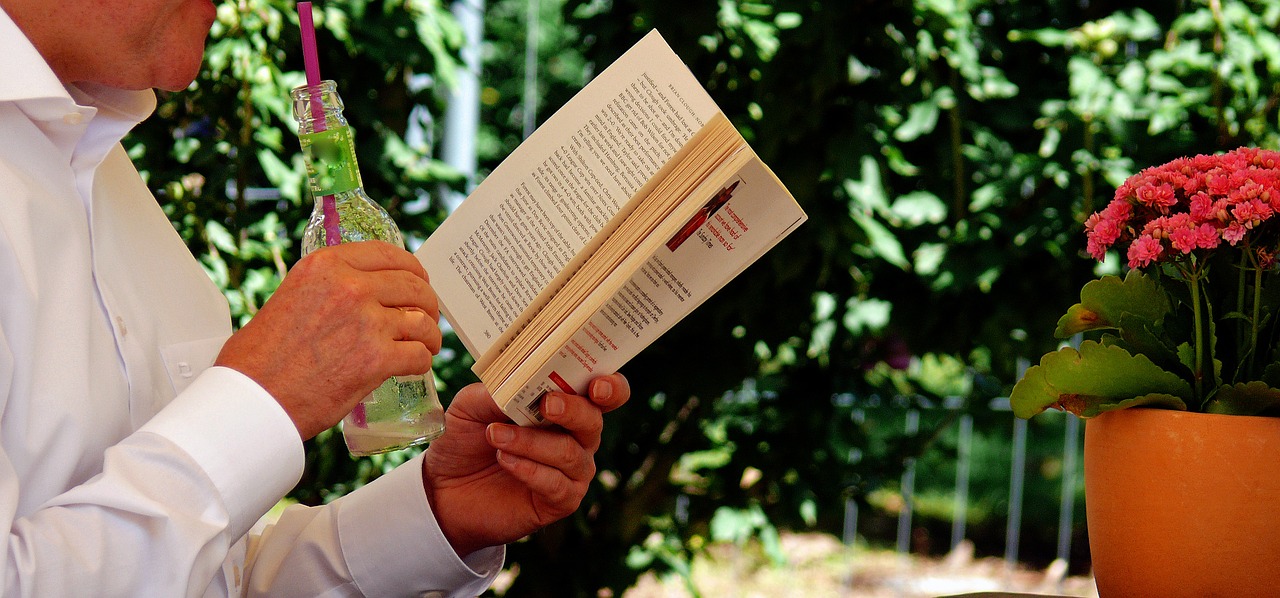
xmin=488 ymin=424 xmax=515 ymax=445
xmin=545 ymin=394 xmax=565 ymax=416
xmin=592 ymin=379 xmax=613 ymax=402
xmin=497 ymin=450 xmax=520 ymax=466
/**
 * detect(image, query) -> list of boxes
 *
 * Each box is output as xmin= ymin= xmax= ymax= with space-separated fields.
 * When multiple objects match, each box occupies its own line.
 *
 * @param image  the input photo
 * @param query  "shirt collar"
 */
xmin=0 ymin=4 xmax=156 ymax=131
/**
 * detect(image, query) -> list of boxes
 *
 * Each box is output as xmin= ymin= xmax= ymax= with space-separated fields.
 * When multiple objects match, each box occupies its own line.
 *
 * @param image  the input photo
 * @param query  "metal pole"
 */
xmin=1005 ymin=358 xmax=1030 ymax=570
xmin=440 ymin=0 xmax=485 ymax=212
xmin=1057 ymin=414 xmax=1081 ymax=561
xmin=1053 ymin=335 xmax=1085 ymax=566
xmin=843 ymin=409 xmax=865 ymax=546
xmin=522 ymin=0 xmax=540 ymax=139
xmin=1006 ymin=417 xmax=1027 ymax=569
xmin=896 ymin=410 xmax=919 ymax=554
xmin=951 ymin=413 xmax=973 ymax=551
xmin=843 ymin=497 xmax=859 ymax=546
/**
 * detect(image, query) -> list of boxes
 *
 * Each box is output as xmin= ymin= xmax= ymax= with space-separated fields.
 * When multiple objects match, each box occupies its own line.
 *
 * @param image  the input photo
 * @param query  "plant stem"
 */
xmin=1189 ymin=272 xmax=1206 ymax=403
xmin=1237 ymin=253 xmax=1247 ymax=372
xmin=1251 ymin=261 xmax=1263 ymax=379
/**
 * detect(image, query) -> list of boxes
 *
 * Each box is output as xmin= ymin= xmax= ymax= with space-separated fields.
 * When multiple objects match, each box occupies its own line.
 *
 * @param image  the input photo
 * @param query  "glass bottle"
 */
xmin=291 ymin=80 xmax=445 ymax=455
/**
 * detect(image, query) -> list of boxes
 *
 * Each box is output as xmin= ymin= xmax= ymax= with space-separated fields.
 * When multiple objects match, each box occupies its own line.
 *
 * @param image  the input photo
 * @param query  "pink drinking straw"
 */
xmin=299 ymin=2 xmax=364 ymax=427
xmin=297 ymin=1 xmax=341 ymax=247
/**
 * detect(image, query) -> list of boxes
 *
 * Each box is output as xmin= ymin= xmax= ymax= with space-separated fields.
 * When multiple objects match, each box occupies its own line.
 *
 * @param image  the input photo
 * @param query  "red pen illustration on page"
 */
xmin=666 ymin=180 xmax=740 ymax=251
xmin=548 ymin=371 xmax=575 ymax=394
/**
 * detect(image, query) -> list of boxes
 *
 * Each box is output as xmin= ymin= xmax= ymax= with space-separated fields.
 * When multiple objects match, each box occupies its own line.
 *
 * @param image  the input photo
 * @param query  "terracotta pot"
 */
xmin=1084 ymin=408 xmax=1280 ymax=597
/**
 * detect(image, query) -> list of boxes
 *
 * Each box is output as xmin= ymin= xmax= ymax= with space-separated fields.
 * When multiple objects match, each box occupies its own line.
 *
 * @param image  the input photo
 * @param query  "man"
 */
xmin=0 ymin=0 xmax=629 ymax=595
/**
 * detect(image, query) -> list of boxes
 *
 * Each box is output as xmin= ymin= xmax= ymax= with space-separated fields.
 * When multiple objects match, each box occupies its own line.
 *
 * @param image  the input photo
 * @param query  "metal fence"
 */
xmin=840 ymin=358 xmax=1086 ymax=574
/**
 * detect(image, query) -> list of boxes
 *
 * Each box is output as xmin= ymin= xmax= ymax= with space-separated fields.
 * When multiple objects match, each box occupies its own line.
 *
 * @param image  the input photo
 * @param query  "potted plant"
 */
xmin=1010 ymin=147 xmax=1280 ymax=597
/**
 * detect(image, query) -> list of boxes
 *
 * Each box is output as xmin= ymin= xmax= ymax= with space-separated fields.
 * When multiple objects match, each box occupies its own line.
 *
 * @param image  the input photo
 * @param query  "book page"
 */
xmin=493 ymin=156 xmax=807 ymax=424
xmin=417 ymin=30 xmax=719 ymax=357
xmin=474 ymin=115 xmax=739 ymax=389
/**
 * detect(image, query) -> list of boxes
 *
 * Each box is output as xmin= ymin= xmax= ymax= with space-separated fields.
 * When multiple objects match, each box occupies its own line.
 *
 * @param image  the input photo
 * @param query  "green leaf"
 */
xmin=1054 ymin=271 xmax=1171 ymax=337
xmin=204 ymin=221 xmax=238 ymax=255
xmin=894 ymin=97 xmax=940 ymax=142
xmin=1205 ymin=382 xmax=1280 ymax=416
xmin=1072 ymin=393 xmax=1188 ymax=418
xmin=257 ymin=149 xmax=303 ymax=202
xmin=1105 ymin=323 xmax=1183 ymax=376
xmin=843 ymin=156 xmax=890 ymax=215
xmin=849 ymin=209 xmax=908 ymax=269
xmin=775 ymin=12 xmax=802 ymax=29
xmin=1263 ymin=362 xmax=1280 ymax=389
xmin=1037 ymin=127 xmax=1061 ymax=159
xmin=1177 ymin=341 xmax=1195 ymax=372
xmin=890 ymin=191 xmax=947 ymax=226
xmin=912 ymin=242 xmax=947 ymax=275
xmin=1010 ymin=340 xmax=1191 ymax=419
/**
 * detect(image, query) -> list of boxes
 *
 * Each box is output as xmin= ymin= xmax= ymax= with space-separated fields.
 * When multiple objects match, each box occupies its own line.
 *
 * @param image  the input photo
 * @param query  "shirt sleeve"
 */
xmin=2 ymin=361 xmax=502 ymax=598
xmin=241 ymin=451 xmax=504 ymax=598
xmin=0 ymin=366 xmax=304 ymax=597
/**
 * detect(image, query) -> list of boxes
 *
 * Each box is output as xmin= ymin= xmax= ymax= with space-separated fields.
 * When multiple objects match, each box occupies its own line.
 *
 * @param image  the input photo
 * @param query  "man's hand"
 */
xmin=423 ymin=374 xmax=630 ymax=558
xmin=215 ymin=241 xmax=442 ymax=439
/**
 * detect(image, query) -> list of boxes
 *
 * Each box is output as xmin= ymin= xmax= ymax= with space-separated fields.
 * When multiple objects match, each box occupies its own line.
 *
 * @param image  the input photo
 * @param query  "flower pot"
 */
xmin=1084 ymin=408 xmax=1280 ymax=597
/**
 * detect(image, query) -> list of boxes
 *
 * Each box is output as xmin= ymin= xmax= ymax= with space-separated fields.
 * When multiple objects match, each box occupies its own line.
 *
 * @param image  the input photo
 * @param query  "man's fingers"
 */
xmin=442 ymin=383 xmax=512 ymax=431
xmin=363 ymin=305 xmax=441 ymax=378
xmin=363 ymin=270 xmax=439 ymax=316
xmin=383 ymin=307 xmax=441 ymax=350
xmin=385 ymin=339 xmax=436 ymax=378
xmin=288 ymin=243 xmax=438 ymax=316
xmin=491 ymin=450 xmax=584 ymax=521
xmin=486 ymin=423 xmax=596 ymax=482
xmin=588 ymin=373 xmax=630 ymax=413
xmin=539 ymin=393 xmax=605 ymax=453
xmin=319 ymin=240 xmax=430 ymax=280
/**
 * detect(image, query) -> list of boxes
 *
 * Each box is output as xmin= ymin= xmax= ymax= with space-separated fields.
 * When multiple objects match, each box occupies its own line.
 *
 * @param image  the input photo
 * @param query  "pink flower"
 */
xmin=1170 ymin=227 xmax=1199 ymax=254
xmin=1254 ymin=150 xmax=1280 ymax=167
xmin=1193 ymin=223 xmax=1220 ymax=250
xmin=1085 ymin=212 xmax=1122 ymax=245
xmin=1085 ymin=147 xmax=1280 ymax=268
xmin=1135 ymin=182 xmax=1177 ymax=210
xmin=1168 ymin=217 xmax=1214 ymax=254
xmin=1206 ymin=171 xmax=1232 ymax=196
xmin=1189 ymin=192 xmax=1214 ymax=221
xmin=1223 ymin=222 xmax=1248 ymax=245
xmin=1140 ymin=217 xmax=1164 ymax=239
xmin=1127 ymin=235 xmax=1164 ymax=269
xmin=1231 ymin=198 xmax=1273 ymax=229
xmin=1181 ymin=168 xmax=1205 ymax=195
xmin=1102 ymin=198 xmax=1133 ymax=222
xmin=1086 ymin=238 xmax=1105 ymax=262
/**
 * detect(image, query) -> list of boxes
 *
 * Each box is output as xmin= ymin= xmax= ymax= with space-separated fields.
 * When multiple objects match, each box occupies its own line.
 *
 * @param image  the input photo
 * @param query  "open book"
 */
xmin=416 ymin=30 xmax=807 ymax=425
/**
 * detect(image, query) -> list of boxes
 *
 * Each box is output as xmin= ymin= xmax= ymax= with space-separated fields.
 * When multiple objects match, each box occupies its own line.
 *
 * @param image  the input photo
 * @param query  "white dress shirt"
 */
xmin=0 ymin=8 xmax=501 ymax=597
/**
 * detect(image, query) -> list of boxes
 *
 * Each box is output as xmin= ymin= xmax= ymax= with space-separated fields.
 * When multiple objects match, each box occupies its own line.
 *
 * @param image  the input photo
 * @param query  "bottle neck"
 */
xmin=292 ymin=80 xmax=348 ymax=133
xmin=292 ymin=81 xmax=363 ymax=198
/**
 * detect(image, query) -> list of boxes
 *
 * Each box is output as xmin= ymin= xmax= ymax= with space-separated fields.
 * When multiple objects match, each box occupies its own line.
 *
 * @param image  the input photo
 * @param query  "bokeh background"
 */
xmin=128 ymin=0 xmax=1280 ymax=595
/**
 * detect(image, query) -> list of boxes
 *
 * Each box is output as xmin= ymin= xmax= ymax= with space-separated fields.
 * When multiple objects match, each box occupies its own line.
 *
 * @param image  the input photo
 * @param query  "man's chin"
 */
xmin=152 ymin=62 xmax=204 ymax=93
xmin=154 ymin=79 xmax=197 ymax=93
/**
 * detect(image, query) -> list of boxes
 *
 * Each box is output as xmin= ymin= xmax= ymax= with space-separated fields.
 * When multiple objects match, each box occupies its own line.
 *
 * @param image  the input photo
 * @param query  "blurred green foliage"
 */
xmin=126 ymin=0 xmax=1280 ymax=595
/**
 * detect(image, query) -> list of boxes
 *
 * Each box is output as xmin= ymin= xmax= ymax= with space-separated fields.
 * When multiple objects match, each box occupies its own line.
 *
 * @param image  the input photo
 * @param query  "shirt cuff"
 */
xmin=336 ymin=452 xmax=505 ymax=597
xmin=138 ymin=365 xmax=305 ymax=537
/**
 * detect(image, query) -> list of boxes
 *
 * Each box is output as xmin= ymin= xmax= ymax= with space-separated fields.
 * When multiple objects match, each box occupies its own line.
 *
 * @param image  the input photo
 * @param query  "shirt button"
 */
xmin=62 ymin=112 xmax=85 ymax=125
